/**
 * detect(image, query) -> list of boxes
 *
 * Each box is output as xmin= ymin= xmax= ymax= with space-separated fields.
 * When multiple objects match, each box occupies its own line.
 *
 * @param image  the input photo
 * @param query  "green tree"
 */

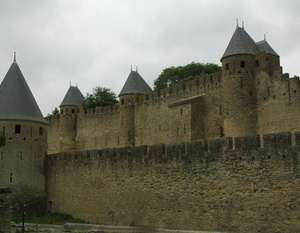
xmin=153 ymin=62 xmax=221 ymax=90
xmin=86 ymin=86 xmax=119 ymax=108
xmin=52 ymin=107 xmax=59 ymax=115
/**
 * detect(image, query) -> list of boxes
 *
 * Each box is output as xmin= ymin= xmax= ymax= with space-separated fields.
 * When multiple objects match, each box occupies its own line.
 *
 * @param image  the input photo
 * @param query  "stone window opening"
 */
xmin=220 ymin=126 xmax=224 ymax=137
xmin=10 ymin=173 xmax=12 ymax=183
xmin=255 ymin=60 xmax=260 ymax=67
xmin=39 ymin=127 xmax=44 ymax=136
xmin=225 ymin=63 xmax=229 ymax=70
xmin=180 ymin=108 xmax=183 ymax=116
xmin=15 ymin=125 xmax=21 ymax=134
xmin=121 ymin=99 xmax=124 ymax=105
xmin=71 ymin=109 xmax=75 ymax=114
xmin=241 ymin=61 xmax=245 ymax=68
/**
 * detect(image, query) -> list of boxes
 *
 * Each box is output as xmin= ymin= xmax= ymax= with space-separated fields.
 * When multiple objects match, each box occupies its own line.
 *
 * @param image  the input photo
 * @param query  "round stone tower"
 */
xmin=118 ymin=69 xmax=152 ymax=146
xmin=0 ymin=54 xmax=47 ymax=213
xmin=221 ymin=26 xmax=259 ymax=137
xmin=59 ymin=85 xmax=84 ymax=152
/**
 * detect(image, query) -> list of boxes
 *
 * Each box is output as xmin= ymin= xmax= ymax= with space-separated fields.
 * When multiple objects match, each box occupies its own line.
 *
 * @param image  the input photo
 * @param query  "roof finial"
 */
xmin=136 ymin=66 xmax=138 ymax=73
xmin=264 ymin=34 xmax=266 ymax=41
xmin=131 ymin=65 xmax=132 ymax=72
xmin=13 ymin=51 xmax=16 ymax=63
xmin=242 ymin=21 xmax=244 ymax=29
xmin=236 ymin=18 xmax=239 ymax=28
xmin=70 ymin=81 xmax=71 ymax=87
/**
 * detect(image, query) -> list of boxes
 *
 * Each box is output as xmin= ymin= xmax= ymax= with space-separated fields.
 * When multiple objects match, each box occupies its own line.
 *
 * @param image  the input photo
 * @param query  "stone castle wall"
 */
xmin=0 ymin=120 xmax=47 ymax=210
xmin=46 ymin=131 xmax=300 ymax=233
xmin=46 ymin=59 xmax=300 ymax=155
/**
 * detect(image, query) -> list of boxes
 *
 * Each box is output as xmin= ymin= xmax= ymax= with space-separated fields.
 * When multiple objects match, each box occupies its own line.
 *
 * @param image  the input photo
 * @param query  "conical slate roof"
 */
xmin=60 ymin=86 xmax=85 ymax=107
xmin=221 ymin=26 xmax=259 ymax=60
xmin=119 ymin=70 xmax=152 ymax=96
xmin=256 ymin=40 xmax=279 ymax=56
xmin=0 ymin=58 xmax=46 ymax=123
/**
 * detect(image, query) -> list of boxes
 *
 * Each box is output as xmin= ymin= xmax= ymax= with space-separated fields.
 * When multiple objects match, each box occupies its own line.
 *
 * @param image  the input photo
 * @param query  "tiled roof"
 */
xmin=222 ymin=26 xmax=279 ymax=60
xmin=256 ymin=40 xmax=279 ymax=56
xmin=60 ymin=86 xmax=85 ymax=107
xmin=119 ymin=71 xmax=152 ymax=96
xmin=0 ymin=59 xmax=46 ymax=123
xmin=221 ymin=27 xmax=258 ymax=60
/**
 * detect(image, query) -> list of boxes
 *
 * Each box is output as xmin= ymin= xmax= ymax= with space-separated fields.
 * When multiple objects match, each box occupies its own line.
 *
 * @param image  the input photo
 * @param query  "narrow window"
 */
xmin=71 ymin=109 xmax=75 ymax=113
xmin=15 ymin=125 xmax=21 ymax=134
xmin=219 ymin=105 xmax=222 ymax=116
xmin=39 ymin=127 xmax=43 ymax=136
xmin=121 ymin=99 xmax=124 ymax=105
xmin=61 ymin=110 xmax=64 ymax=114
xmin=220 ymin=126 xmax=224 ymax=137
xmin=10 ymin=173 xmax=12 ymax=183
xmin=180 ymin=108 xmax=183 ymax=116
xmin=255 ymin=60 xmax=260 ymax=67
xmin=241 ymin=61 xmax=245 ymax=68
xmin=225 ymin=63 xmax=229 ymax=70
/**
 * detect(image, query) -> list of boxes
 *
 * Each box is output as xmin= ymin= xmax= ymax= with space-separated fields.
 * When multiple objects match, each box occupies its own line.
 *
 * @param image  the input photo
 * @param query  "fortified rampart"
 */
xmin=46 ymin=131 xmax=300 ymax=233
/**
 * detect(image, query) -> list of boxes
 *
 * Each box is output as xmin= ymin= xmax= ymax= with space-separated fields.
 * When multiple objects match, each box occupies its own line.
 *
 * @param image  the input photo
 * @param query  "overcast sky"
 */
xmin=0 ymin=0 xmax=299 ymax=116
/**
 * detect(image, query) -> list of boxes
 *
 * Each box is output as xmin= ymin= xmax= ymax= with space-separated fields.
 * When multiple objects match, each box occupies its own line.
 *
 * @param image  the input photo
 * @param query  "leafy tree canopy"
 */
xmin=52 ymin=107 xmax=59 ymax=115
xmin=86 ymin=86 xmax=119 ymax=108
xmin=153 ymin=62 xmax=221 ymax=90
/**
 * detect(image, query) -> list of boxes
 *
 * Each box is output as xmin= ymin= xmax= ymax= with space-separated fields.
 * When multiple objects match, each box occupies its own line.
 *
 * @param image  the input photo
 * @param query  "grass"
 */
xmin=12 ymin=212 xmax=88 ymax=225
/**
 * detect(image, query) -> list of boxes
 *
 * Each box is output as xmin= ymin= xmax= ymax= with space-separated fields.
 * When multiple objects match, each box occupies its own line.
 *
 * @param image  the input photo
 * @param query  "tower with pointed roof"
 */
xmin=221 ymin=23 xmax=280 ymax=137
xmin=59 ymin=85 xmax=84 ymax=152
xmin=118 ymin=69 xmax=152 ymax=146
xmin=0 ymin=54 xmax=47 ymax=213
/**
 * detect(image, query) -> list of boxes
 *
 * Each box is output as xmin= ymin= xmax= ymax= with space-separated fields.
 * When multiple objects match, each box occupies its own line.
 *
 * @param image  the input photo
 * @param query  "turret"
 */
xmin=118 ymin=69 xmax=152 ymax=146
xmin=221 ymin=26 xmax=258 ymax=137
xmin=0 ymin=53 xmax=47 ymax=213
xmin=59 ymin=85 xmax=84 ymax=152
xmin=221 ymin=24 xmax=280 ymax=137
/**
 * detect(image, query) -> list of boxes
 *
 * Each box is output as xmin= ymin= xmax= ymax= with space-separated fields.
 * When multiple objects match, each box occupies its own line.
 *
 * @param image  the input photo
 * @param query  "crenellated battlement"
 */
xmin=47 ymin=131 xmax=297 ymax=167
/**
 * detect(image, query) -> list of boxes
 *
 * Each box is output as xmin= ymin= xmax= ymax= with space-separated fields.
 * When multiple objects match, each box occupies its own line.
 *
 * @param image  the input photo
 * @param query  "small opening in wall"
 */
xmin=121 ymin=99 xmax=124 ymax=105
xmin=294 ymin=90 xmax=297 ymax=93
xmin=180 ymin=108 xmax=183 ymax=116
xmin=71 ymin=109 xmax=75 ymax=113
xmin=241 ymin=61 xmax=245 ymax=68
xmin=10 ymin=173 xmax=12 ymax=183
xmin=225 ymin=63 xmax=229 ymax=70
xmin=61 ymin=110 xmax=63 ymax=114
xmin=255 ymin=60 xmax=260 ymax=67
xmin=39 ymin=127 xmax=44 ymax=136
xmin=15 ymin=125 xmax=21 ymax=134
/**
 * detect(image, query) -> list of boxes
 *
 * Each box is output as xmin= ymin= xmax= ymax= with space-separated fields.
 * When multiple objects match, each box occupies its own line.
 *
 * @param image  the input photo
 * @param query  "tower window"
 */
xmin=225 ymin=63 xmax=229 ymax=70
xmin=71 ymin=109 xmax=75 ymax=113
xmin=39 ymin=127 xmax=44 ymax=136
xmin=255 ymin=60 xmax=260 ymax=67
xmin=241 ymin=61 xmax=245 ymax=68
xmin=15 ymin=125 xmax=21 ymax=134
